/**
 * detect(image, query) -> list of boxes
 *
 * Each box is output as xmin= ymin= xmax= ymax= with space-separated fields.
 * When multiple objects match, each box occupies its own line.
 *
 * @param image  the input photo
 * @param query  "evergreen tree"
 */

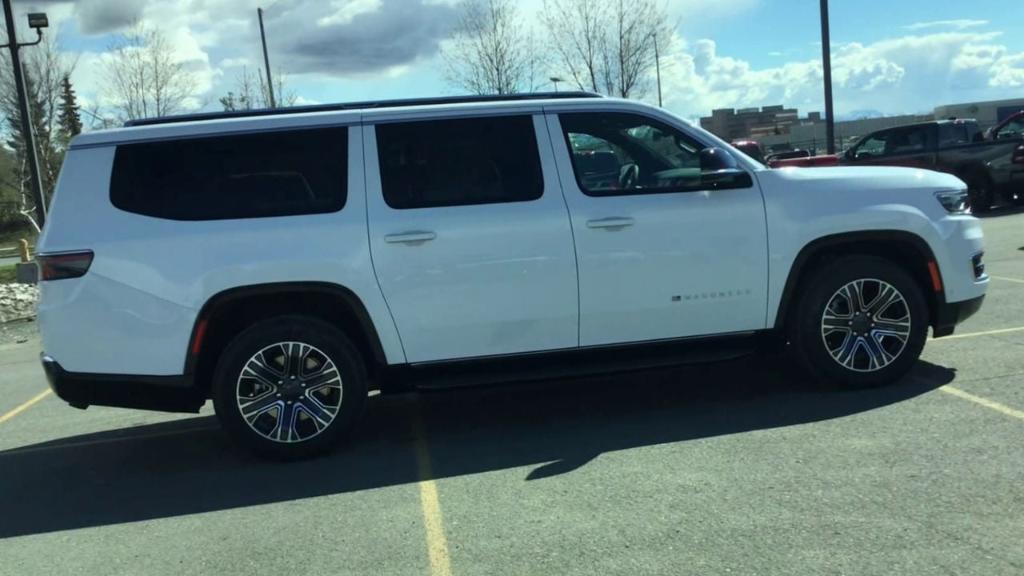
xmin=57 ymin=75 xmax=82 ymax=144
xmin=4 ymin=71 xmax=60 ymax=209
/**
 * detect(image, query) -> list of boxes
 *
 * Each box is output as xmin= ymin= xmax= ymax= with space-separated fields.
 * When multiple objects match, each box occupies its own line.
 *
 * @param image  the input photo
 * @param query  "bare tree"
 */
xmin=220 ymin=66 xmax=298 ymax=111
xmin=443 ymin=0 xmax=539 ymax=95
xmin=103 ymin=23 xmax=198 ymax=120
xmin=542 ymin=0 xmax=669 ymax=98
xmin=0 ymin=34 xmax=77 ymax=231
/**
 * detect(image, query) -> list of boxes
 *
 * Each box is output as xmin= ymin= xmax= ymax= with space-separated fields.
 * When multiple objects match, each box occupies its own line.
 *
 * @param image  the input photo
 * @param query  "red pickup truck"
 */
xmin=772 ymin=117 xmax=1024 ymax=211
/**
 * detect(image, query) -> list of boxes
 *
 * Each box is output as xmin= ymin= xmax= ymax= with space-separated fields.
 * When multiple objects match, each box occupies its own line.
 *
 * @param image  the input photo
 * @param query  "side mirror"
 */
xmin=699 ymin=147 xmax=739 ymax=172
xmin=699 ymin=147 xmax=751 ymax=190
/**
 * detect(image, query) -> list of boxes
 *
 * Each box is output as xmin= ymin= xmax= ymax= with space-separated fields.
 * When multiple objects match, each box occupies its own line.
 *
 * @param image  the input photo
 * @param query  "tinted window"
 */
xmin=938 ymin=123 xmax=970 ymax=148
xmin=376 ymin=116 xmax=543 ymax=209
xmin=111 ymin=127 xmax=348 ymax=221
xmin=560 ymin=113 xmax=731 ymax=196
xmin=884 ymin=126 xmax=933 ymax=155
xmin=854 ymin=134 xmax=887 ymax=158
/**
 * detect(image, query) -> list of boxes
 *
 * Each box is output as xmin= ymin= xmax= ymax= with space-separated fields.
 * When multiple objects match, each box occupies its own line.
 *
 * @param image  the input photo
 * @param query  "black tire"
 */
xmin=788 ymin=256 xmax=929 ymax=389
xmin=212 ymin=316 xmax=368 ymax=460
xmin=965 ymin=172 xmax=994 ymax=213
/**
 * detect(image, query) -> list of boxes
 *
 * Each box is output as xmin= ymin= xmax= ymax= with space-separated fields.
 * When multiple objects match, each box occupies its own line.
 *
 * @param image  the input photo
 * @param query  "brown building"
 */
xmin=700 ymin=105 xmax=821 ymax=141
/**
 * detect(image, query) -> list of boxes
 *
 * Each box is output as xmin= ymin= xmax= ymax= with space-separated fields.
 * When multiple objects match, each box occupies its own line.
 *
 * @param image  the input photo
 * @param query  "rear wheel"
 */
xmin=212 ymin=316 xmax=367 ymax=459
xmin=788 ymin=256 xmax=929 ymax=389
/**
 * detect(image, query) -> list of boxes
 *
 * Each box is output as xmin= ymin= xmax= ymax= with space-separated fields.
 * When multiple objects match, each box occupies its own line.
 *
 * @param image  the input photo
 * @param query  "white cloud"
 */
xmin=219 ymin=57 xmax=251 ymax=68
xmin=658 ymin=29 xmax=1024 ymax=118
xmin=904 ymin=19 xmax=988 ymax=31
xmin=317 ymin=0 xmax=383 ymax=27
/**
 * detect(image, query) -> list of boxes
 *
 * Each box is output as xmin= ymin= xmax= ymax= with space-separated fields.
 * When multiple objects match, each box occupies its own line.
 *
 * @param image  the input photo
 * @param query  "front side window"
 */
xmin=376 ymin=115 xmax=543 ymax=209
xmin=560 ymin=113 xmax=714 ymax=196
xmin=853 ymin=134 xmax=887 ymax=159
xmin=111 ymin=127 xmax=348 ymax=221
xmin=885 ymin=126 xmax=933 ymax=155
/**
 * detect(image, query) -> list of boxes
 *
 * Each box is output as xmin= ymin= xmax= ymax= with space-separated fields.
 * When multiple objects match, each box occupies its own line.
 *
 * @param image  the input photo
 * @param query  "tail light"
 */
xmin=38 ymin=251 xmax=94 ymax=281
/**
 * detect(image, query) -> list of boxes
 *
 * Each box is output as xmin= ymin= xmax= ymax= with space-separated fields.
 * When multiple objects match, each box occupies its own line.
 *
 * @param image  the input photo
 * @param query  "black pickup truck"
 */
xmin=840 ymin=117 xmax=1024 ymax=211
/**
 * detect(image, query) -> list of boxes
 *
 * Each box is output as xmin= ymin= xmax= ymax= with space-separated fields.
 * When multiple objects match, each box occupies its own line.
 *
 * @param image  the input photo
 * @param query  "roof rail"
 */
xmin=124 ymin=91 xmax=603 ymax=127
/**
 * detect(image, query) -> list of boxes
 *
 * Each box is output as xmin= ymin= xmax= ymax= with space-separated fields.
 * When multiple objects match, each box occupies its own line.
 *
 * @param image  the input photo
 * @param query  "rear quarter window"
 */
xmin=110 ymin=127 xmax=348 ymax=221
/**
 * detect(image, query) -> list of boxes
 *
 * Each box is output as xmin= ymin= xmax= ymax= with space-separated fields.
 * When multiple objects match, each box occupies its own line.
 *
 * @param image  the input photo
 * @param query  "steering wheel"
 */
xmin=619 ymin=163 xmax=639 ymax=190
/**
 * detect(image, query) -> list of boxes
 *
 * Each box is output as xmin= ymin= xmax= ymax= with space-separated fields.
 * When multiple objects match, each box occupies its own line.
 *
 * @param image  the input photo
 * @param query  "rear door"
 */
xmin=365 ymin=113 xmax=578 ymax=363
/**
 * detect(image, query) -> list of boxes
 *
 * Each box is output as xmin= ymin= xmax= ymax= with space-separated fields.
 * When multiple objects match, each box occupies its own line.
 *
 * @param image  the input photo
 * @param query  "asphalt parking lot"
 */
xmin=2 ymin=210 xmax=1023 ymax=576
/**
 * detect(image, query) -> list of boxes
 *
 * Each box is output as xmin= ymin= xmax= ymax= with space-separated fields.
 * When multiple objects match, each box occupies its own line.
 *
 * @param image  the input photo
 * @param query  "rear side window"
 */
xmin=938 ymin=123 xmax=970 ymax=148
xmin=376 ymin=115 xmax=543 ymax=209
xmin=110 ymin=127 xmax=348 ymax=221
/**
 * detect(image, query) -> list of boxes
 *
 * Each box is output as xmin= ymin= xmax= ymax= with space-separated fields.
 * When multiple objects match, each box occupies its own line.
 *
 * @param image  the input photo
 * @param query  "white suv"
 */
xmin=37 ymin=93 xmax=988 ymax=458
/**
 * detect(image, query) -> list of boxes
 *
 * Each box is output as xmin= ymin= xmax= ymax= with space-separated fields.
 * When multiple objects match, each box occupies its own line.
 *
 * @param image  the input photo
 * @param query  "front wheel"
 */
xmin=212 ymin=316 xmax=368 ymax=459
xmin=789 ymin=256 xmax=929 ymax=389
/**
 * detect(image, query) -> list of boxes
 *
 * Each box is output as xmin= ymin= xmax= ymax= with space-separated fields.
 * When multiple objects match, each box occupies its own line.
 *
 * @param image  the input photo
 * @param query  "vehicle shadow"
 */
xmin=975 ymin=204 xmax=1024 ymax=219
xmin=0 ymin=357 xmax=955 ymax=539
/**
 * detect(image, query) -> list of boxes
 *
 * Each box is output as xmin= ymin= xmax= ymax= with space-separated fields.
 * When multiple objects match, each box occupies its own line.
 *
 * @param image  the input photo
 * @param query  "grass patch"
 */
xmin=0 ymin=264 xmax=15 ymax=284
xmin=0 ymin=227 xmax=38 ymax=250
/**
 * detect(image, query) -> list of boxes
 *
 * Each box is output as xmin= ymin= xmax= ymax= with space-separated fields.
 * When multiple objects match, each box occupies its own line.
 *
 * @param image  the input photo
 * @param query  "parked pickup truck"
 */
xmin=773 ymin=118 xmax=1024 ymax=211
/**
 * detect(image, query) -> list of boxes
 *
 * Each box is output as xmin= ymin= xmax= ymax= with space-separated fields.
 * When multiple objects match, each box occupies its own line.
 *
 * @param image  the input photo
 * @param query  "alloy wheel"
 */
xmin=821 ymin=279 xmax=912 ymax=373
xmin=235 ymin=341 xmax=344 ymax=443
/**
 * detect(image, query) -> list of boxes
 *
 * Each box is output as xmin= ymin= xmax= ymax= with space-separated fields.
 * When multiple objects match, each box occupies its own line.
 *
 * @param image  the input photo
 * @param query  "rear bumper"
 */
xmin=932 ymin=295 xmax=985 ymax=338
xmin=40 ymin=354 xmax=205 ymax=413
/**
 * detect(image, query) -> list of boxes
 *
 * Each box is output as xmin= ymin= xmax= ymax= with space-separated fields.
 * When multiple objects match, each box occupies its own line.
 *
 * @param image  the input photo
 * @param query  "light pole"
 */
xmin=258 ymin=7 xmax=276 ymax=108
xmin=549 ymin=77 xmax=564 ymax=93
xmin=1 ymin=3 xmax=49 ymax=228
xmin=820 ymin=0 xmax=835 ymax=154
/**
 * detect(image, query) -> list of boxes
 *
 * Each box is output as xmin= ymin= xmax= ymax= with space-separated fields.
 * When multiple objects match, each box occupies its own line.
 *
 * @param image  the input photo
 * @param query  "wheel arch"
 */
xmin=773 ymin=230 xmax=944 ymax=331
xmin=185 ymin=282 xmax=389 ymax=395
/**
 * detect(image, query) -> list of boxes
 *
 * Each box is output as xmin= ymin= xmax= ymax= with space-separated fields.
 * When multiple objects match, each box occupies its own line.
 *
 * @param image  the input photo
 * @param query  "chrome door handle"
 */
xmin=384 ymin=231 xmax=437 ymax=244
xmin=586 ymin=217 xmax=635 ymax=229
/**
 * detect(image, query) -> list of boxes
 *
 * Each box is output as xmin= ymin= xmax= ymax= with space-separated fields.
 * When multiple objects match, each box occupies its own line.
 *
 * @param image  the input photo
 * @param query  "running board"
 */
xmin=380 ymin=334 xmax=759 ymax=392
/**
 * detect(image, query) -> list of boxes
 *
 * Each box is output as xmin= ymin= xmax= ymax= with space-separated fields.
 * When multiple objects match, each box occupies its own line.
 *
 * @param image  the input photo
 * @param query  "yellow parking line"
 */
xmin=413 ymin=412 xmax=453 ymax=576
xmin=0 ymin=389 xmax=51 ymax=424
xmin=932 ymin=326 xmax=1024 ymax=341
xmin=940 ymin=385 xmax=1024 ymax=421
xmin=991 ymin=275 xmax=1024 ymax=284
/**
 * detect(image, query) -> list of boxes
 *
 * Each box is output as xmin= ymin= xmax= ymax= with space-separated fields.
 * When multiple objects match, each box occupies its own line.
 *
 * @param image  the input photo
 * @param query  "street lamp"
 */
xmin=1 ymin=2 xmax=50 ymax=228
xmin=549 ymin=77 xmax=564 ymax=93
xmin=26 ymin=12 xmax=48 ymax=32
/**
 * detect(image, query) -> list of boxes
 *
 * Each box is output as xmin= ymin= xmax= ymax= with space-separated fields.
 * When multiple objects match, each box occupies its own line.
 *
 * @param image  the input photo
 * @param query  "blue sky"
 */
xmin=10 ymin=0 xmax=1024 ymax=122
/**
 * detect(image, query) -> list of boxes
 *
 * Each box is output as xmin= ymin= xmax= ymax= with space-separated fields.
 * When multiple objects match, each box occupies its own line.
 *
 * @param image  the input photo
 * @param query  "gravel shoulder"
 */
xmin=0 ymin=283 xmax=39 ymax=345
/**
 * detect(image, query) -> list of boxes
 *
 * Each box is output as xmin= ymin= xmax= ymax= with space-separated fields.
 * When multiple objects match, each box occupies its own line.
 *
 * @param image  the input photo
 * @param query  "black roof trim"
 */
xmin=124 ymin=92 xmax=603 ymax=127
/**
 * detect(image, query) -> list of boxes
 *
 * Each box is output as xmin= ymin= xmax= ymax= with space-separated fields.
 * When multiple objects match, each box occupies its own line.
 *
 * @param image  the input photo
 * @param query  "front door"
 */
xmin=366 ymin=114 xmax=578 ymax=363
xmin=547 ymin=111 xmax=769 ymax=346
xmin=847 ymin=125 xmax=937 ymax=169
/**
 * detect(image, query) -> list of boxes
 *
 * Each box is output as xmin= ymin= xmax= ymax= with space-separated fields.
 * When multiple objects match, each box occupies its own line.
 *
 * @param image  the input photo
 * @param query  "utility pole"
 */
xmin=819 ymin=0 xmax=835 ymax=154
xmin=1 ymin=1 xmax=48 ymax=228
xmin=654 ymin=32 xmax=663 ymax=107
xmin=258 ymin=7 xmax=276 ymax=108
